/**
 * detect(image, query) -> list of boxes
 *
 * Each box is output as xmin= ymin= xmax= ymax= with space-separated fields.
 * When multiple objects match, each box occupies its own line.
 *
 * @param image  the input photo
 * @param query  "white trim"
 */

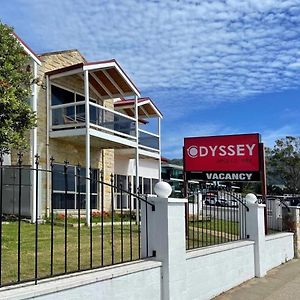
xmin=31 ymin=61 xmax=38 ymax=223
xmin=138 ymin=128 xmax=160 ymax=138
xmin=137 ymin=99 xmax=163 ymax=119
xmin=158 ymin=117 xmax=161 ymax=181
xmin=50 ymin=101 xmax=85 ymax=109
xmin=138 ymin=144 xmax=160 ymax=152
xmin=90 ymin=123 xmax=136 ymax=140
xmin=138 ymin=148 xmax=161 ymax=159
xmin=84 ymin=70 xmax=91 ymax=226
xmin=90 ymin=102 xmax=136 ymax=122
xmin=49 ymin=68 xmax=83 ymax=80
xmin=50 ymin=82 xmax=98 ymax=103
xmin=89 ymin=128 xmax=137 ymax=148
xmin=14 ymin=34 xmax=42 ymax=65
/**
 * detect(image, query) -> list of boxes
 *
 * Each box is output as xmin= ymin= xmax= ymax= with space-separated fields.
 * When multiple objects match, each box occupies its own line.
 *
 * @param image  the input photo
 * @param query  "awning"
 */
xmin=114 ymin=97 xmax=163 ymax=119
xmin=46 ymin=59 xmax=140 ymax=99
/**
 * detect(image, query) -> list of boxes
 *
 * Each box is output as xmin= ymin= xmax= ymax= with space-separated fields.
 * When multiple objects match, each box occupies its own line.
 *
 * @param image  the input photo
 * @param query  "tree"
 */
xmin=268 ymin=136 xmax=300 ymax=194
xmin=0 ymin=22 xmax=36 ymax=153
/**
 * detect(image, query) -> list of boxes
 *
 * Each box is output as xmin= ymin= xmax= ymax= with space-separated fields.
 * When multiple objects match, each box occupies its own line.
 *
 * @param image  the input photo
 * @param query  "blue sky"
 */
xmin=2 ymin=0 xmax=300 ymax=158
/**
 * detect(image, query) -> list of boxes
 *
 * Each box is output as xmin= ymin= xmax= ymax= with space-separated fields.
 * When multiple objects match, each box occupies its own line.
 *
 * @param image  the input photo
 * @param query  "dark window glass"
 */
xmin=78 ymin=194 xmax=97 ymax=209
xmin=76 ymin=94 xmax=85 ymax=102
xmin=53 ymin=193 xmax=75 ymax=209
xmin=51 ymin=85 xmax=74 ymax=106
xmin=53 ymin=164 xmax=75 ymax=192
xmin=143 ymin=178 xmax=151 ymax=194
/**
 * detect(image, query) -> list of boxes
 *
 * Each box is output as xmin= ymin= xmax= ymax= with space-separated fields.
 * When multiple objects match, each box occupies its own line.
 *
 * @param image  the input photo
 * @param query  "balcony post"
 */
xmin=31 ymin=61 xmax=38 ymax=223
xmin=135 ymin=95 xmax=140 ymax=223
xmin=158 ymin=117 xmax=161 ymax=181
xmin=84 ymin=70 xmax=91 ymax=226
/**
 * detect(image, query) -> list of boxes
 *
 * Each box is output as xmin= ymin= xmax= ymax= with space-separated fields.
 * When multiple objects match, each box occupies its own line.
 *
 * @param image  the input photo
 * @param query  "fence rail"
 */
xmin=265 ymin=196 xmax=291 ymax=234
xmin=186 ymin=185 xmax=248 ymax=250
xmin=0 ymin=152 xmax=154 ymax=287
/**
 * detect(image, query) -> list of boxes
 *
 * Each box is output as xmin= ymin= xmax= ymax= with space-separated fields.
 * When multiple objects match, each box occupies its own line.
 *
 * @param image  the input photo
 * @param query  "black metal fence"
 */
xmin=186 ymin=184 xmax=249 ymax=250
xmin=0 ymin=153 xmax=154 ymax=287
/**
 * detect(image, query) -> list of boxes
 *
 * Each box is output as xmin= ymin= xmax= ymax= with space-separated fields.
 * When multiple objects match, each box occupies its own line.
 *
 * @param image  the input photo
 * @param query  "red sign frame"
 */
xmin=184 ymin=133 xmax=260 ymax=173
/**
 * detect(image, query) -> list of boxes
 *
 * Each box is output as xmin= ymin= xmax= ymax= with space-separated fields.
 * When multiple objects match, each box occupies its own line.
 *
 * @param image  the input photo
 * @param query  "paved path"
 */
xmin=214 ymin=259 xmax=300 ymax=300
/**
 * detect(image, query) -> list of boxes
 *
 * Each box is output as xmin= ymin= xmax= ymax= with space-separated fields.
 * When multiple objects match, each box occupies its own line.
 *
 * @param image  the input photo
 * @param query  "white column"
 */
xmin=135 ymin=95 xmax=139 ymax=222
xmin=158 ymin=117 xmax=162 ymax=181
xmin=84 ymin=70 xmax=91 ymax=226
xmin=31 ymin=61 xmax=38 ymax=223
xmin=142 ymin=194 xmax=187 ymax=300
xmin=245 ymin=193 xmax=267 ymax=278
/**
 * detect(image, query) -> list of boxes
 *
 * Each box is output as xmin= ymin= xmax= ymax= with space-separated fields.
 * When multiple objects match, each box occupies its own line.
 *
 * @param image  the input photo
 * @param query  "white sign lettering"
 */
xmin=206 ymin=173 xmax=253 ymax=181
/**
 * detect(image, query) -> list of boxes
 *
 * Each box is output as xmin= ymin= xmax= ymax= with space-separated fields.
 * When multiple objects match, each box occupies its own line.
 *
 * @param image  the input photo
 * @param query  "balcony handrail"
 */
xmin=90 ymin=123 xmax=137 ymax=141
xmin=139 ymin=144 xmax=160 ymax=152
xmin=51 ymin=101 xmax=85 ymax=110
xmin=51 ymin=102 xmax=137 ymax=123
xmin=90 ymin=102 xmax=136 ymax=122
xmin=138 ymin=128 xmax=159 ymax=138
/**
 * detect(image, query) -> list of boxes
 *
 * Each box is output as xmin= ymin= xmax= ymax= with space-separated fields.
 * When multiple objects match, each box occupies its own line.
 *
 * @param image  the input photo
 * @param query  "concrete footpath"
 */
xmin=215 ymin=259 xmax=300 ymax=300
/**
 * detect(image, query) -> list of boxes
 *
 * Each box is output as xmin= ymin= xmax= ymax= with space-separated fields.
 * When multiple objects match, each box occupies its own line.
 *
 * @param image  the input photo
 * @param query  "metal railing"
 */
xmin=51 ymin=102 xmax=136 ymax=138
xmin=265 ymin=195 xmax=290 ymax=234
xmin=138 ymin=129 xmax=159 ymax=150
xmin=0 ymin=152 xmax=154 ymax=287
xmin=186 ymin=185 xmax=248 ymax=250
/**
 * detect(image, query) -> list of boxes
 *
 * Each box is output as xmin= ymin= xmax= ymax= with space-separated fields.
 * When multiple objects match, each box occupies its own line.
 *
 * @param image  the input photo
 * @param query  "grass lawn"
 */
xmin=186 ymin=218 xmax=242 ymax=249
xmin=1 ymin=221 xmax=139 ymax=286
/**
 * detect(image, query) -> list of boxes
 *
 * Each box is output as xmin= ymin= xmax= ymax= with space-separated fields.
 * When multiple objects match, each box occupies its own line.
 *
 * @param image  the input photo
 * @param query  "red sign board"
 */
xmin=184 ymin=134 xmax=260 ymax=173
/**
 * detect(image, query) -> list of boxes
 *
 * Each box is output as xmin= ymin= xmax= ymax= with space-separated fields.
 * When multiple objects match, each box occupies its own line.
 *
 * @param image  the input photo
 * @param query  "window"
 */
xmin=51 ymin=85 xmax=74 ymax=106
xmin=52 ymin=163 xmax=99 ymax=209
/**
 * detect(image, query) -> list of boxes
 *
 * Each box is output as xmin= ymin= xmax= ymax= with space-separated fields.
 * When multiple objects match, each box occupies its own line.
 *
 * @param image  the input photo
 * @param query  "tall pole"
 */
xmin=259 ymin=143 xmax=267 ymax=234
xmin=84 ymin=70 xmax=91 ymax=226
xmin=31 ymin=61 xmax=38 ymax=223
xmin=135 ymin=95 xmax=139 ymax=223
xmin=158 ymin=117 xmax=162 ymax=181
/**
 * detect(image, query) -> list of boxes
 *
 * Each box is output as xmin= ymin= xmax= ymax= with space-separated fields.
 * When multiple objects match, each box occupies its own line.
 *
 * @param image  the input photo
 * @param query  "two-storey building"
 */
xmin=4 ymin=34 xmax=162 ymax=224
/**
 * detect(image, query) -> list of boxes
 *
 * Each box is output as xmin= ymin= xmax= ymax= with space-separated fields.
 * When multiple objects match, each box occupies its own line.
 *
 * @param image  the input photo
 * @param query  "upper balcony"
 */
xmin=46 ymin=61 xmax=162 ymax=156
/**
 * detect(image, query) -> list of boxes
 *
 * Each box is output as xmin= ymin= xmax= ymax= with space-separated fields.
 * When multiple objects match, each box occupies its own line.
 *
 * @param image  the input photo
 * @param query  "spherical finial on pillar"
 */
xmin=245 ymin=193 xmax=258 ymax=205
xmin=154 ymin=181 xmax=172 ymax=198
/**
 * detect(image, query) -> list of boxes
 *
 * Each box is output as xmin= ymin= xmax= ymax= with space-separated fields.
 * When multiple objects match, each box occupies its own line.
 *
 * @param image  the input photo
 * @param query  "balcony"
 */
xmin=50 ymin=102 xmax=160 ymax=152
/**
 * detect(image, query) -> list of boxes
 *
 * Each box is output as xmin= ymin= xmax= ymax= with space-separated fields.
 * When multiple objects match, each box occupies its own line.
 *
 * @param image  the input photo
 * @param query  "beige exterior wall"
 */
xmin=23 ymin=50 xmax=116 ymax=215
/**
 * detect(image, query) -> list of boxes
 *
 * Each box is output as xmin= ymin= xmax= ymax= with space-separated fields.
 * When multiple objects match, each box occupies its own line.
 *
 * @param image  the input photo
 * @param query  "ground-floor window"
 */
xmin=52 ymin=164 xmax=98 ymax=209
xmin=114 ymin=175 xmax=159 ymax=210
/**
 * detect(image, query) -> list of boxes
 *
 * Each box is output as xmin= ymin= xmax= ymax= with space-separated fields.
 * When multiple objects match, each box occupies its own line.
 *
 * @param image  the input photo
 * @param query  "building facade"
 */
xmin=4 ymin=34 xmax=162 ymax=223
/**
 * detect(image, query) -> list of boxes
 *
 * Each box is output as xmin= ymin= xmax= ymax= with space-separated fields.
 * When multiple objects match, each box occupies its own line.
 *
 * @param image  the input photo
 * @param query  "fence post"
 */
xmin=245 ymin=193 xmax=267 ymax=278
xmin=282 ymin=206 xmax=300 ymax=258
xmin=141 ymin=182 xmax=187 ymax=300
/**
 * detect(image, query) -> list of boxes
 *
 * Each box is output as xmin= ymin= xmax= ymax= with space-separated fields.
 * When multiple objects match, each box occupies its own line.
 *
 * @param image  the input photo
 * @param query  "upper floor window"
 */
xmin=51 ymin=85 xmax=74 ymax=106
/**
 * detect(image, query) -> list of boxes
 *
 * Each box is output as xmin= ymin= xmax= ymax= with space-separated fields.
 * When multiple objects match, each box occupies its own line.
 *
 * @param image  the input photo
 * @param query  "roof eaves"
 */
xmin=12 ymin=32 xmax=42 ymax=65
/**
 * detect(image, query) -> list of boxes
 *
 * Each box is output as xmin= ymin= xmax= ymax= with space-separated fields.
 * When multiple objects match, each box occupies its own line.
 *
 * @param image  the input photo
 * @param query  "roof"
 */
xmin=13 ymin=32 xmax=42 ymax=65
xmin=45 ymin=60 xmax=140 ymax=99
xmin=114 ymin=97 xmax=163 ymax=118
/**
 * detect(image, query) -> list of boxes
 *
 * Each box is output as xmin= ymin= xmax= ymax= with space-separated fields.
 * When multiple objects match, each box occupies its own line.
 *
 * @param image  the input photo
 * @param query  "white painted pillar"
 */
xmin=141 ymin=183 xmax=187 ymax=300
xmin=84 ymin=70 xmax=91 ymax=226
xmin=245 ymin=193 xmax=266 ymax=278
xmin=31 ymin=61 xmax=38 ymax=223
xmin=135 ymin=95 xmax=139 ymax=222
xmin=158 ymin=117 xmax=162 ymax=181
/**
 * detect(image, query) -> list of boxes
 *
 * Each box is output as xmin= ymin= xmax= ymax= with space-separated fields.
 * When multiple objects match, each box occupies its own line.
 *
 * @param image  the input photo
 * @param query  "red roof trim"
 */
xmin=12 ymin=32 xmax=41 ymax=65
